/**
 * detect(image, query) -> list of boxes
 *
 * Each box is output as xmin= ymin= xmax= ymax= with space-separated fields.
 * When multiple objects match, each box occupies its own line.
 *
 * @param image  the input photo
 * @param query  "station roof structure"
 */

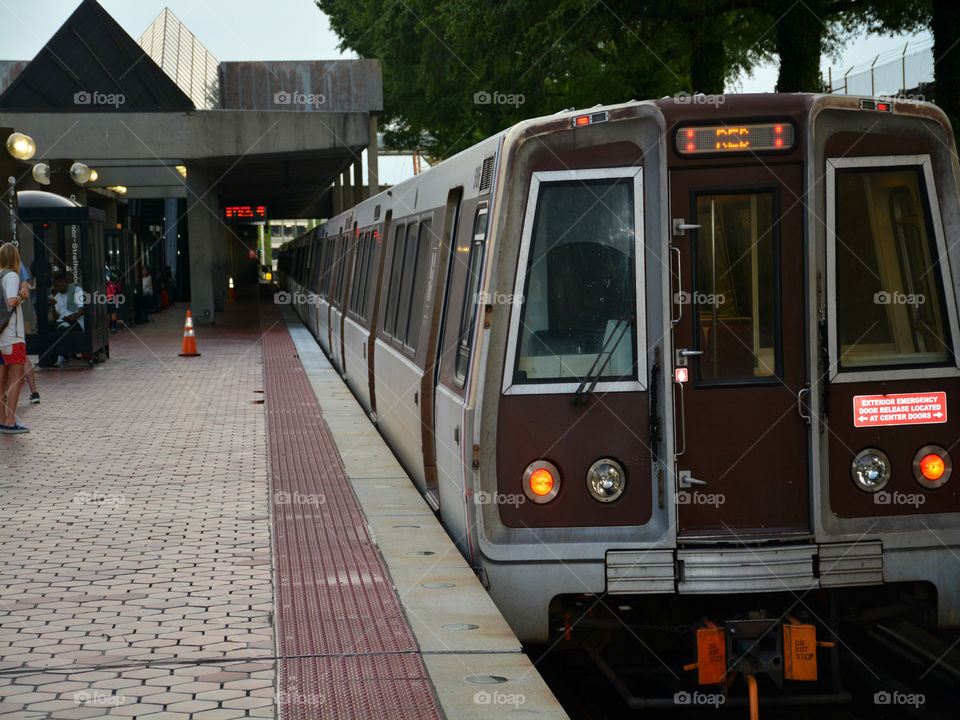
xmin=0 ymin=0 xmax=382 ymax=218
xmin=0 ymin=0 xmax=382 ymax=323
xmin=0 ymin=0 xmax=194 ymax=111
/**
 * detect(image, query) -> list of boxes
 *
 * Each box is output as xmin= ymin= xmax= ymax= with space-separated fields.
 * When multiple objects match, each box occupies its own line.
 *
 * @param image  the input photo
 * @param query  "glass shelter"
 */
xmin=16 ymin=191 xmax=109 ymax=367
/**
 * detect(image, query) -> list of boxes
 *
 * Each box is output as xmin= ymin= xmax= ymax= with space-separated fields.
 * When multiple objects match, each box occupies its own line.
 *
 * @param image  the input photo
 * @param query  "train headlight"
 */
xmin=586 ymin=458 xmax=626 ymax=503
xmin=912 ymin=445 xmax=951 ymax=489
xmin=523 ymin=460 xmax=560 ymax=503
xmin=851 ymin=448 xmax=891 ymax=493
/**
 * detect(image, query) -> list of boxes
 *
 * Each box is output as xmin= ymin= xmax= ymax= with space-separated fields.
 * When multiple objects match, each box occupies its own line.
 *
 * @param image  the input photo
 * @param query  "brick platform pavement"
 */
xmin=0 ymin=294 xmax=275 ymax=719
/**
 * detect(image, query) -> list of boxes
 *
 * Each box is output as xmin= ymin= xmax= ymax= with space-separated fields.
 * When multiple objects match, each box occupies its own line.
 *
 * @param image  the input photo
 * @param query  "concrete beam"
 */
xmin=110 ymin=186 xmax=188 ymax=199
xmin=89 ymin=166 xmax=187 ymax=187
xmin=367 ymin=115 xmax=379 ymax=201
xmin=0 ymin=110 xmax=373 ymax=161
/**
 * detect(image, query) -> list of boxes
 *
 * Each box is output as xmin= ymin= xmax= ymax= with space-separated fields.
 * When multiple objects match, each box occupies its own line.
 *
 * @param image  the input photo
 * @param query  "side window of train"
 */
xmin=395 ymin=223 xmax=421 ymax=349
xmin=829 ymin=157 xmax=955 ymax=372
xmin=510 ymin=168 xmax=643 ymax=387
xmin=349 ymin=231 xmax=370 ymax=320
xmin=337 ymin=232 xmax=353 ymax=307
xmin=384 ymin=224 xmax=406 ymax=337
xmin=359 ymin=231 xmax=376 ymax=321
xmin=405 ymin=219 xmax=432 ymax=351
xmin=319 ymin=239 xmax=331 ymax=297
xmin=455 ymin=208 xmax=489 ymax=383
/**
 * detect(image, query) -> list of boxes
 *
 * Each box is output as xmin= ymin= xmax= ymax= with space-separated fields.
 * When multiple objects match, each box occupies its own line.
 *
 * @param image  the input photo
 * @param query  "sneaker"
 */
xmin=1 ymin=424 xmax=29 ymax=434
xmin=29 ymin=392 xmax=39 ymax=404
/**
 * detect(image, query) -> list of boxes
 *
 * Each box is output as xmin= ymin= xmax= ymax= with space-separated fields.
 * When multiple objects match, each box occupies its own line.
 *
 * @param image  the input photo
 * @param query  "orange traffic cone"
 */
xmin=179 ymin=310 xmax=201 ymax=357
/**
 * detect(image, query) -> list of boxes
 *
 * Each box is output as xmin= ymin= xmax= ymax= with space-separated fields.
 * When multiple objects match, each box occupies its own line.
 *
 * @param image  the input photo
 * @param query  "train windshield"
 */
xmin=514 ymin=175 xmax=638 ymax=384
xmin=833 ymin=165 xmax=952 ymax=369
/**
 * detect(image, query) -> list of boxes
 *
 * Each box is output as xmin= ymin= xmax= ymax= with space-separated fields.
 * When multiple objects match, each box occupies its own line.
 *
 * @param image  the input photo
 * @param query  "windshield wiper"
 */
xmin=572 ymin=316 xmax=632 ymax=405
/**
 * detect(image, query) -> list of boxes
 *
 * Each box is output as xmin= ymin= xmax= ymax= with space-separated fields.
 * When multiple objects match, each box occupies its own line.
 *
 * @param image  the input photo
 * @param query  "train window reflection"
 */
xmin=515 ymin=178 xmax=637 ymax=383
xmin=834 ymin=167 xmax=950 ymax=368
xmin=455 ymin=209 xmax=488 ymax=382
xmin=694 ymin=193 xmax=777 ymax=380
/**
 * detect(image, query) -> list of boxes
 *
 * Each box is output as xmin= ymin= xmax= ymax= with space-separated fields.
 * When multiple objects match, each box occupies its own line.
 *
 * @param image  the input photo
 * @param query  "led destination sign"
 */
xmin=676 ymin=122 xmax=795 ymax=155
xmin=224 ymin=205 xmax=267 ymax=221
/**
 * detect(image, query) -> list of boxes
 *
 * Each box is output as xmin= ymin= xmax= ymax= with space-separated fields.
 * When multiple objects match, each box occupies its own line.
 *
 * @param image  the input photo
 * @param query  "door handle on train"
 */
xmin=672 ymin=219 xmax=702 ymax=236
xmin=797 ymin=386 xmax=811 ymax=424
xmin=675 ymin=348 xmax=703 ymax=367
xmin=678 ymin=470 xmax=707 ymax=488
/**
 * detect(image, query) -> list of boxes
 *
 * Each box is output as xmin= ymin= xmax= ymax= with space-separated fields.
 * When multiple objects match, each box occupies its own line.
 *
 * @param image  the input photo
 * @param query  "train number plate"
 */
xmin=853 ymin=392 xmax=947 ymax=428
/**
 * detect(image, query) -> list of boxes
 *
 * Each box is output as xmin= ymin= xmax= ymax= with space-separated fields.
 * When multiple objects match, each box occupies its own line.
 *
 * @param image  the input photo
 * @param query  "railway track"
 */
xmin=530 ymin=617 xmax=960 ymax=719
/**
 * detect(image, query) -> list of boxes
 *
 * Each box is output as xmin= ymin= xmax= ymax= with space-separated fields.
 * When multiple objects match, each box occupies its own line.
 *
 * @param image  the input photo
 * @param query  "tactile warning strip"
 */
xmin=261 ymin=305 xmax=441 ymax=719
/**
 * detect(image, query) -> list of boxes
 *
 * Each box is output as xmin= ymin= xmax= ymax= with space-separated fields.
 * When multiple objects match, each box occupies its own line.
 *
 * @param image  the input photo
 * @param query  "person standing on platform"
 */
xmin=18 ymin=261 xmax=39 ymax=403
xmin=137 ymin=265 xmax=153 ymax=323
xmin=0 ymin=243 xmax=30 ymax=433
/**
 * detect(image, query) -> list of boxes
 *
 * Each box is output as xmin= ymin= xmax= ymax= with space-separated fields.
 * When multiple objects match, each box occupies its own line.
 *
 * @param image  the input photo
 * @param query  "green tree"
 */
xmin=318 ymin=0 xmax=770 ymax=157
xmin=318 ymin=0 xmax=934 ymax=158
xmin=932 ymin=0 xmax=960 ymax=126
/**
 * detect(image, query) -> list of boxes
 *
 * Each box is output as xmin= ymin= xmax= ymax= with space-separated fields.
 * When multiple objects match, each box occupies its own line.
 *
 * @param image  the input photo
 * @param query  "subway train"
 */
xmin=277 ymin=94 xmax=960 ymax=697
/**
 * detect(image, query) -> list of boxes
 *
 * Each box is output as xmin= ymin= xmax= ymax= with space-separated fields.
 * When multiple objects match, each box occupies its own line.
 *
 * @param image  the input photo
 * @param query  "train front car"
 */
xmin=474 ymin=95 xmax=960 ymax=702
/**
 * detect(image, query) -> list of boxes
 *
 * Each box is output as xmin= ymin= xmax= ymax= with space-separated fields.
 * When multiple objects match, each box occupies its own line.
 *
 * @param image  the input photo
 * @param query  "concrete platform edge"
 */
xmin=281 ymin=309 xmax=569 ymax=719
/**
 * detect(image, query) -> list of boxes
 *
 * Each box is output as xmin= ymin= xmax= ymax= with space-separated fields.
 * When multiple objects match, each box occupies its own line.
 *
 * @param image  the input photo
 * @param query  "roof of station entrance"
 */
xmin=0 ymin=0 xmax=383 ymax=218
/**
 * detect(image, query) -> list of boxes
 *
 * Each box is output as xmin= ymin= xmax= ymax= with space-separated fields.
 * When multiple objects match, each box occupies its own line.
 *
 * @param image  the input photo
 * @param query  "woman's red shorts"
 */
xmin=0 ymin=342 xmax=26 ymax=365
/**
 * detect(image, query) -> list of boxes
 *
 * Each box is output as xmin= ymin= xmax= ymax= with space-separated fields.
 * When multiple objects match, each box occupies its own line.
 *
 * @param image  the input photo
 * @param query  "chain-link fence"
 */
xmin=822 ymin=41 xmax=933 ymax=97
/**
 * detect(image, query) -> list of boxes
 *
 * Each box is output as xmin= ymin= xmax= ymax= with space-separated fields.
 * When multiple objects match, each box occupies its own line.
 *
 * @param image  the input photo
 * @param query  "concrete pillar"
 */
xmin=341 ymin=170 xmax=351 ymax=211
xmin=215 ymin=220 xmax=228 ymax=310
xmin=102 ymin=199 xmax=118 ymax=228
xmin=333 ymin=176 xmax=342 ymax=217
xmin=48 ymin=160 xmax=87 ymax=205
xmin=185 ymin=163 xmax=222 ymax=324
xmin=352 ymin=158 xmax=363 ymax=203
xmin=164 ymin=198 xmax=179 ymax=283
xmin=0 ymin=128 xmax=14 ymax=245
xmin=367 ymin=114 xmax=379 ymax=199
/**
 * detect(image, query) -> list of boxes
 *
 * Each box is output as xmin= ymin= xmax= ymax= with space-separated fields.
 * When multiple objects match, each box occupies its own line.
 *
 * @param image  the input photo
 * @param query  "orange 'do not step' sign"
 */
xmin=853 ymin=392 xmax=947 ymax=428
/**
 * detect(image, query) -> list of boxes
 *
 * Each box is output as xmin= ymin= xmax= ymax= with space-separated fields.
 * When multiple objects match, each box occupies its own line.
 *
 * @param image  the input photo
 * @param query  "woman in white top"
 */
xmin=0 ymin=242 xmax=30 ymax=433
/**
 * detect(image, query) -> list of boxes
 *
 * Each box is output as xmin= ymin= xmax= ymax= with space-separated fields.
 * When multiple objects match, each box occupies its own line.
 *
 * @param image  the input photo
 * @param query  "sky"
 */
xmin=0 ymin=0 xmax=935 ymax=184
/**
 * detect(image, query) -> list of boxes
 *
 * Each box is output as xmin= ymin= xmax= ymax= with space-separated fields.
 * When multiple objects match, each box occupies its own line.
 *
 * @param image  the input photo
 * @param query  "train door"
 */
xmin=339 ymin=223 xmax=358 ymax=375
xmin=434 ymin=200 xmax=487 ymax=552
xmin=418 ymin=190 xmax=461 ymax=507
xmin=368 ymin=213 xmax=390 ymax=418
xmin=671 ymin=165 xmax=810 ymax=537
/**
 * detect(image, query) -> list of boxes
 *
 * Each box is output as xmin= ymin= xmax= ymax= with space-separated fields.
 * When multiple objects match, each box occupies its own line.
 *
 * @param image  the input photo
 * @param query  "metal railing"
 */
xmin=821 ymin=40 xmax=933 ymax=97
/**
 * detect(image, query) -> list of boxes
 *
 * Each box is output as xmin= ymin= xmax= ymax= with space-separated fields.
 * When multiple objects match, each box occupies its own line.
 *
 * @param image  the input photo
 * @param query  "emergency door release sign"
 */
xmin=853 ymin=392 xmax=948 ymax=428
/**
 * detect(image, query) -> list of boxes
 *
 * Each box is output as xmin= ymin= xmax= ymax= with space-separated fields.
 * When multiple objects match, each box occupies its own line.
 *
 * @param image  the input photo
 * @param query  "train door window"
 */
xmin=360 ymin=231 xmax=376 ymax=320
xmin=384 ymin=224 xmax=406 ymax=336
xmin=349 ymin=231 xmax=369 ymax=319
xmin=509 ymin=168 xmax=643 ymax=388
xmin=828 ymin=157 xmax=955 ymax=372
xmin=455 ymin=208 xmax=488 ymax=382
xmin=405 ymin=220 xmax=433 ymax=351
xmin=693 ymin=192 xmax=779 ymax=382
xmin=337 ymin=233 xmax=353 ymax=307
xmin=319 ymin=239 xmax=332 ymax=297
xmin=395 ymin=223 xmax=420 ymax=347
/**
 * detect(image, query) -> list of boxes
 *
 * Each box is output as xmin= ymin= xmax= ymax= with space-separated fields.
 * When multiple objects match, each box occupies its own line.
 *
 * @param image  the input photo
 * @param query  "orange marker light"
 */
xmin=920 ymin=454 xmax=946 ymax=481
xmin=575 ymin=115 xmax=590 ymax=126
xmin=529 ymin=468 xmax=555 ymax=496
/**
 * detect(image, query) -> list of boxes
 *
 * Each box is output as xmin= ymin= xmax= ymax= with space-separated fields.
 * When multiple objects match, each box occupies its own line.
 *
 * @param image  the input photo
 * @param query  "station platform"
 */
xmin=0 ymin=288 xmax=566 ymax=719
